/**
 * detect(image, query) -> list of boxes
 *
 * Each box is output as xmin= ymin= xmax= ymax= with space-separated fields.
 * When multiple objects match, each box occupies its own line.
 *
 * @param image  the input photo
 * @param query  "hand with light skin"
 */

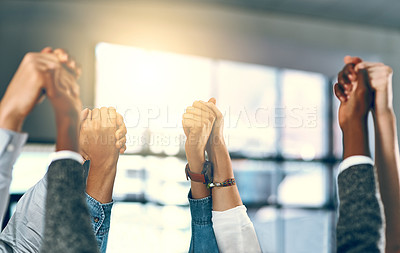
xmin=203 ymin=99 xmax=242 ymax=211
xmin=79 ymin=107 xmax=127 ymax=203
xmin=182 ymin=100 xmax=216 ymax=199
xmin=0 ymin=47 xmax=79 ymax=133
xmin=0 ymin=47 xmax=82 ymax=152
xmin=337 ymin=57 xmax=400 ymax=253
xmin=183 ymin=98 xmax=242 ymax=210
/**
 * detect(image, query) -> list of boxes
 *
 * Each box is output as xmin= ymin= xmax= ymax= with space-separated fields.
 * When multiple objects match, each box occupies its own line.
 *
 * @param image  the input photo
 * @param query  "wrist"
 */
xmin=55 ymin=119 xmax=79 ymax=152
xmin=373 ymin=89 xmax=393 ymax=114
xmin=340 ymin=114 xmax=369 ymax=131
xmin=342 ymin=119 xmax=370 ymax=159
xmin=0 ymin=103 xmax=25 ymax=132
xmin=90 ymin=159 xmax=118 ymax=173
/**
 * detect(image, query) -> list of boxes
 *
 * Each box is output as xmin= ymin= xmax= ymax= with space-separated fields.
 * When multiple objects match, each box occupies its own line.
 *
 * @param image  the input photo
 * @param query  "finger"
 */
xmin=334 ymin=83 xmax=347 ymax=102
xmin=357 ymin=68 xmax=372 ymax=92
xmin=194 ymin=100 xmax=217 ymax=119
xmin=186 ymin=106 xmax=210 ymax=117
xmin=183 ymin=113 xmax=202 ymax=122
xmin=100 ymin=107 xmax=108 ymax=126
xmin=115 ymin=125 xmax=127 ymax=139
xmin=53 ymin=48 xmax=69 ymax=63
xmin=36 ymin=55 xmax=61 ymax=70
xmin=41 ymin=47 xmax=53 ymax=53
xmin=192 ymin=100 xmax=214 ymax=114
xmin=342 ymin=64 xmax=355 ymax=83
xmin=208 ymin=97 xmax=216 ymax=105
xmin=116 ymin=113 xmax=124 ymax=126
xmin=74 ymin=64 xmax=82 ymax=79
xmin=182 ymin=118 xmax=200 ymax=130
xmin=344 ymin=55 xmax=362 ymax=65
xmin=108 ymin=107 xmax=117 ymax=125
xmin=116 ymin=136 xmax=127 ymax=149
xmin=120 ymin=144 xmax=127 ymax=154
xmin=182 ymin=120 xmax=190 ymax=136
xmin=92 ymin=108 xmax=100 ymax=121
xmin=80 ymin=108 xmax=90 ymax=122
xmin=59 ymin=69 xmax=79 ymax=96
xmin=203 ymin=101 xmax=223 ymax=121
xmin=355 ymin=62 xmax=385 ymax=71
xmin=365 ymin=65 xmax=393 ymax=76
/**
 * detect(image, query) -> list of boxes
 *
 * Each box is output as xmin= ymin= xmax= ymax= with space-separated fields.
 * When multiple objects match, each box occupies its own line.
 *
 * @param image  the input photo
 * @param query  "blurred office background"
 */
xmin=1 ymin=0 xmax=400 ymax=252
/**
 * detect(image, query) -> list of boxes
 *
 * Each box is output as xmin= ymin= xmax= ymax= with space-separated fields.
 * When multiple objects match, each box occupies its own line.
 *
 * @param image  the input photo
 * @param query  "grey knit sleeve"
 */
xmin=336 ymin=164 xmax=385 ymax=253
xmin=40 ymin=159 xmax=99 ymax=253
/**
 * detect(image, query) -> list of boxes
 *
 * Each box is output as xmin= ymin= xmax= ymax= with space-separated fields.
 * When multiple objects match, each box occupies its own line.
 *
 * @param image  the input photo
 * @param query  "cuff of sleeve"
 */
xmin=86 ymin=193 xmax=113 ymax=235
xmin=212 ymin=205 xmax=251 ymax=228
xmin=338 ymin=155 xmax=374 ymax=174
xmin=0 ymin=128 xmax=28 ymax=159
xmin=0 ymin=128 xmax=28 ymax=172
xmin=188 ymin=190 xmax=213 ymax=225
xmin=49 ymin=150 xmax=84 ymax=165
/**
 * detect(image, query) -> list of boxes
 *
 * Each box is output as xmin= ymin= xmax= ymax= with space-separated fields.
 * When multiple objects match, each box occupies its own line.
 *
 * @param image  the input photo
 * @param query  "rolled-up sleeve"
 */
xmin=188 ymin=191 xmax=219 ymax=253
xmin=86 ymin=193 xmax=113 ymax=253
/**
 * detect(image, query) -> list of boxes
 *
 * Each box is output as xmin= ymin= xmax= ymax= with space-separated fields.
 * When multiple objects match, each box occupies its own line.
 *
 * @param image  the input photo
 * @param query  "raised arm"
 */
xmin=0 ymin=47 xmax=68 ymax=225
xmin=334 ymin=63 xmax=385 ymax=252
xmin=182 ymin=99 xmax=219 ymax=253
xmin=338 ymin=58 xmax=400 ymax=252
xmin=79 ymin=107 xmax=126 ymax=251
xmin=204 ymin=99 xmax=261 ymax=253
xmin=40 ymin=48 xmax=99 ymax=253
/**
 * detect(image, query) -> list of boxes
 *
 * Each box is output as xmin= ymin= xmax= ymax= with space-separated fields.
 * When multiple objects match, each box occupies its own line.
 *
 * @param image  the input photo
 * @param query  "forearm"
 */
xmin=342 ymin=117 xmax=371 ymax=159
xmin=186 ymin=144 xmax=210 ymax=199
xmin=208 ymin=138 xmax=242 ymax=211
xmin=55 ymin=116 xmax=79 ymax=152
xmin=373 ymin=109 xmax=400 ymax=252
xmin=86 ymin=162 xmax=117 ymax=204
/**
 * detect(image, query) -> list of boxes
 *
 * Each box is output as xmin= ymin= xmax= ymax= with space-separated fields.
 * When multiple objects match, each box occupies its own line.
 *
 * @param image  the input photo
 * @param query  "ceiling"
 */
xmin=8 ymin=0 xmax=400 ymax=30
xmin=186 ymin=0 xmax=400 ymax=30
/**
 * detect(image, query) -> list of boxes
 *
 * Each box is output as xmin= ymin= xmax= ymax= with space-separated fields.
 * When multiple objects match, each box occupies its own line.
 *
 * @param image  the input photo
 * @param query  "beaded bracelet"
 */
xmin=207 ymin=178 xmax=236 ymax=188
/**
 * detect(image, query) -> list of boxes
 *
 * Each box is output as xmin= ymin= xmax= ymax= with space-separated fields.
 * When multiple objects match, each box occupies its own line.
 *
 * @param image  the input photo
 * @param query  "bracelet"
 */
xmin=207 ymin=178 xmax=236 ymax=188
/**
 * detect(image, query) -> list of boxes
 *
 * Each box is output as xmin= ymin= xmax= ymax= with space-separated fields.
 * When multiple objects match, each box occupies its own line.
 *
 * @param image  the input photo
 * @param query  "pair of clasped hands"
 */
xmin=0 ymin=47 xmax=127 ymax=203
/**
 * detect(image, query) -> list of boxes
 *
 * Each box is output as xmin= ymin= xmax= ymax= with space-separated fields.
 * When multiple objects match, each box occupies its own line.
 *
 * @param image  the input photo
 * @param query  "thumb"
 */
xmin=80 ymin=108 xmax=90 ymax=122
xmin=41 ymin=47 xmax=53 ymax=53
xmin=357 ymin=69 xmax=373 ymax=94
xmin=208 ymin=97 xmax=216 ymax=105
xmin=344 ymin=55 xmax=362 ymax=65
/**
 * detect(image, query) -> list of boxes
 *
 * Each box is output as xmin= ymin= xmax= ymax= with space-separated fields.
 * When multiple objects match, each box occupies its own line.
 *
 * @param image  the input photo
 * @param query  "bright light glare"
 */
xmin=96 ymin=42 xmax=212 ymax=154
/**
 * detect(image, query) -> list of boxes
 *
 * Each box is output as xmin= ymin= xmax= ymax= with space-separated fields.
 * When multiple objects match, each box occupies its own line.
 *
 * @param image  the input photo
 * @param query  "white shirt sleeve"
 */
xmin=48 ymin=150 xmax=83 ymax=165
xmin=338 ymin=155 xmax=374 ymax=174
xmin=212 ymin=205 xmax=262 ymax=253
xmin=0 ymin=128 xmax=28 ymax=225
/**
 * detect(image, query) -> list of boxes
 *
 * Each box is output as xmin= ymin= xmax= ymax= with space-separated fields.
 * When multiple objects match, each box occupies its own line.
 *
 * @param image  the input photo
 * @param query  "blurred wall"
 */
xmin=1 ymin=0 xmax=399 ymax=142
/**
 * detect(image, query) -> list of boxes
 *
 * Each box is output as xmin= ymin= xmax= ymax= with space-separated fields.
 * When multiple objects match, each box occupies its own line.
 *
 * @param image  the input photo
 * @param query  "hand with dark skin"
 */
xmin=336 ymin=57 xmax=400 ymax=253
xmin=80 ymin=107 xmax=127 ymax=203
xmin=334 ymin=64 xmax=373 ymax=159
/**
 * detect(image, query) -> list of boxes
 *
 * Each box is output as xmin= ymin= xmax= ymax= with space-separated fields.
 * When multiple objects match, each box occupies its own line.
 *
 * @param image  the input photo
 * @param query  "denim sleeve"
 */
xmin=188 ymin=191 xmax=219 ymax=253
xmin=86 ymin=194 xmax=113 ymax=253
